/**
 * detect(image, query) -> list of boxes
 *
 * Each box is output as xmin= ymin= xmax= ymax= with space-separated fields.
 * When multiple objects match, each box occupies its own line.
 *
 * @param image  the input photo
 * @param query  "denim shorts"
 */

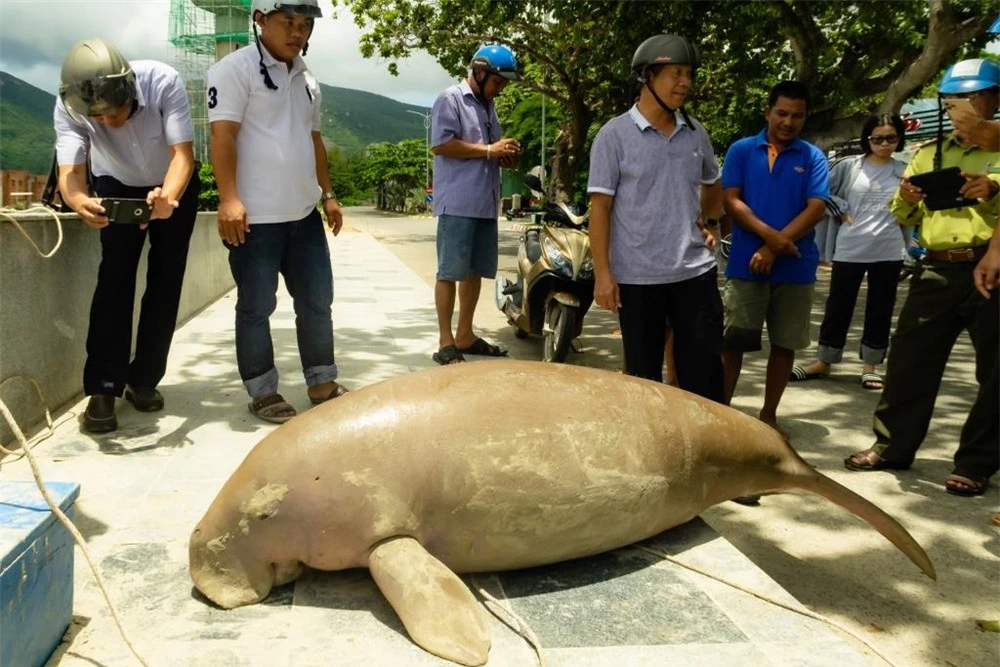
xmin=436 ymin=214 xmax=498 ymax=281
xmin=723 ymin=279 xmax=814 ymax=352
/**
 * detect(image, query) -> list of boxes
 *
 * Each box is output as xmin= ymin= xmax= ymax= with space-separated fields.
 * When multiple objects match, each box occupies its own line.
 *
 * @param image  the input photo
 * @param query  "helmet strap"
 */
xmin=934 ymin=96 xmax=944 ymax=171
xmin=253 ymin=21 xmax=279 ymax=91
xmin=642 ymin=72 xmax=694 ymax=129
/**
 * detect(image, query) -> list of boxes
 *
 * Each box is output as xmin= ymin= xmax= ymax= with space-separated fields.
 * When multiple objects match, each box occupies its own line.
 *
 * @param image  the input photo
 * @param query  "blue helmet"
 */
xmin=938 ymin=58 xmax=1000 ymax=94
xmin=470 ymin=45 xmax=520 ymax=81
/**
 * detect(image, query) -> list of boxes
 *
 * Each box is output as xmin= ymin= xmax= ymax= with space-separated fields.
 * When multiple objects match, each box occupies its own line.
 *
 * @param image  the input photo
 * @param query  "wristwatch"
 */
xmin=703 ymin=218 xmax=720 ymax=229
xmin=320 ymin=191 xmax=337 ymax=203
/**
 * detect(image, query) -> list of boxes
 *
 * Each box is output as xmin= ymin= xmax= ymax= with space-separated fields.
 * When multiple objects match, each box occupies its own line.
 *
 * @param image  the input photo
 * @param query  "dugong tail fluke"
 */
xmin=789 ymin=466 xmax=936 ymax=580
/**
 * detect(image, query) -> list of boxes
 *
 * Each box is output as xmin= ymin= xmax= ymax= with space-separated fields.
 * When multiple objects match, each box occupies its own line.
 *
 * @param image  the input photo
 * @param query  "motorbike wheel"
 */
xmin=542 ymin=302 xmax=577 ymax=363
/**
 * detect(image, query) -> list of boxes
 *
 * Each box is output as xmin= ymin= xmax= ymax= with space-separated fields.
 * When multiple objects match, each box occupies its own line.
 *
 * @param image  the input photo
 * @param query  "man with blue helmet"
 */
xmin=845 ymin=58 xmax=999 ymax=498
xmin=429 ymin=44 xmax=521 ymax=365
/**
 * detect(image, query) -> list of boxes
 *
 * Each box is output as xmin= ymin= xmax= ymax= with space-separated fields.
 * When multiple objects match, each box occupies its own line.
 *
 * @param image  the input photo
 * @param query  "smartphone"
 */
xmin=102 ymin=198 xmax=152 ymax=225
xmin=944 ymin=97 xmax=978 ymax=122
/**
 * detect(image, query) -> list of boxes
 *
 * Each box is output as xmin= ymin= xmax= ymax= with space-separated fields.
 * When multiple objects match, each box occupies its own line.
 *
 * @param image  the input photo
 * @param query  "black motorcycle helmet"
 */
xmin=630 ymin=34 xmax=700 ymax=115
xmin=631 ymin=34 xmax=700 ymax=83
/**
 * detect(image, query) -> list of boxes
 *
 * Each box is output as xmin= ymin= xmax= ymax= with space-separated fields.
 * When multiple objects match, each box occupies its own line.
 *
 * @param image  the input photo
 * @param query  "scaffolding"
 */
xmin=168 ymin=0 xmax=252 ymax=161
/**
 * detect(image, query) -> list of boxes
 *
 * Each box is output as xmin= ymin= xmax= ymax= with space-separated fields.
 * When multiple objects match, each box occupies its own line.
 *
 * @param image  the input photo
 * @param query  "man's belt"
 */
xmin=924 ymin=245 xmax=988 ymax=263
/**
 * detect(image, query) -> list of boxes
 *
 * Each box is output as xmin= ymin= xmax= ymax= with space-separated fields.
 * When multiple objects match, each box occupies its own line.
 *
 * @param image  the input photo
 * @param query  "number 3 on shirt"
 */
xmin=208 ymin=87 xmax=218 ymax=109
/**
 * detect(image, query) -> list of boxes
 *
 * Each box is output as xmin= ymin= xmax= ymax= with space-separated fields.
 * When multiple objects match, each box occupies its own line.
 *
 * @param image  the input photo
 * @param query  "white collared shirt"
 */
xmin=207 ymin=43 xmax=322 ymax=224
xmin=54 ymin=60 xmax=193 ymax=187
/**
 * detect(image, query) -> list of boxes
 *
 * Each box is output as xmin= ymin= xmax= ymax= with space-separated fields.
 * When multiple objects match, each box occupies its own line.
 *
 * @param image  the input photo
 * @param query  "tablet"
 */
xmin=907 ymin=167 xmax=978 ymax=211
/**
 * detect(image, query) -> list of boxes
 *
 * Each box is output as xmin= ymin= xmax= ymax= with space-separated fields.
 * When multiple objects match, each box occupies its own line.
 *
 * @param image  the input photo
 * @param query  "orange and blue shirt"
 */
xmin=721 ymin=129 xmax=830 ymax=283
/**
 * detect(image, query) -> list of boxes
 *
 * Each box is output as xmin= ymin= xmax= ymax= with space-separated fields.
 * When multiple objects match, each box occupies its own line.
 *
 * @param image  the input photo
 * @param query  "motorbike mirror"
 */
xmin=523 ymin=173 xmax=544 ymax=193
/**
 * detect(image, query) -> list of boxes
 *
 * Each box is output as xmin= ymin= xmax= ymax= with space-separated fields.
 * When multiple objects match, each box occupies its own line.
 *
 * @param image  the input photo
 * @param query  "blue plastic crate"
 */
xmin=1 ymin=480 xmax=80 ymax=667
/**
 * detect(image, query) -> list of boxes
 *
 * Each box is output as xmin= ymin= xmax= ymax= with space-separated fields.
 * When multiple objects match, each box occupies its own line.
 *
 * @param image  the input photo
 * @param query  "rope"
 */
xmin=634 ymin=544 xmax=900 ymax=667
xmin=0 ymin=205 xmax=64 ymax=258
xmin=471 ymin=573 xmax=546 ymax=667
xmin=0 ymin=393 xmax=150 ymax=666
xmin=0 ymin=376 xmax=55 ymax=463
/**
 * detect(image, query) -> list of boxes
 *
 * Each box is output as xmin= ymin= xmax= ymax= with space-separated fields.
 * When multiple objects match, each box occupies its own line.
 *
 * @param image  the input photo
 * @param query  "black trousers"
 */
xmin=618 ymin=268 xmax=725 ymax=403
xmin=818 ymin=260 xmax=902 ymax=364
xmin=84 ymin=174 xmax=200 ymax=396
xmin=872 ymin=260 xmax=999 ymax=478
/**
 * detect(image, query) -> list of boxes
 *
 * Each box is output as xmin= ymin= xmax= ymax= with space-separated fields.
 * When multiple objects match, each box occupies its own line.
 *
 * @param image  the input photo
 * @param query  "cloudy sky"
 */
xmin=0 ymin=0 xmax=459 ymax=108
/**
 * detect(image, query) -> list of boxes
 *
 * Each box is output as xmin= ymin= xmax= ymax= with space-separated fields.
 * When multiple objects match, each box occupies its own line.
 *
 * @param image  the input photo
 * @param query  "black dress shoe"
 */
xmin=125 ymin=386 xmax=164 ymax=412
xmin=83 ymin=395 xmax=117 ymax=433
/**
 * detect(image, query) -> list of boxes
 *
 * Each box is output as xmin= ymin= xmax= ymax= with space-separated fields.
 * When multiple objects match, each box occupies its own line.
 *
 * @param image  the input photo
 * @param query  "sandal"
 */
xmin=456 ymin=338 xmax=508 ymax=357
xmin=789 ymin=365 xmax=826 ymax=382
xmin=432 ymin=344 xmax=465 ymax=365
xmin=945 ymin=473 xmax=989 ymax=497
xmin=249 ymin=393 xmax=297 ymax=424
xmin=843 ymin=448 xmax=909 ymax=472
xmin=861 ymin=373 xmax=884 ymax=391
xmin=309 ymin=381 xmax=349 ymax=405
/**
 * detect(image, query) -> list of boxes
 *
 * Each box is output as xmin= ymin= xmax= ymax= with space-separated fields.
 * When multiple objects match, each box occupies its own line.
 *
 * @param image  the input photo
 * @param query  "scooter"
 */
xmin=494 ymin=173 xmax=594 ymax=363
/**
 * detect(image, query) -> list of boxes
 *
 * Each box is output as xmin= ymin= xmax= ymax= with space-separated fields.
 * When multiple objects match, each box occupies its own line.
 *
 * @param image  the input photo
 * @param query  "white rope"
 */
xmin=0 ymin=394 xmax=150 ymax=666
xmin=471 ymin=573 xmax=547 ymax=667
xmin=635 ymin=544 xmax=900 ymax=667
xmin=0 ymin=205 xmax=64 ymax=258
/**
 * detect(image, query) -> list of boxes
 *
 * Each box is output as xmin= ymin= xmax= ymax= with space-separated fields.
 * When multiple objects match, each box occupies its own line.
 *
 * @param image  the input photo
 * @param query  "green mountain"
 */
xmin=0 ymin=72 xmax=58 ymax=174
xmin=0 ymin=71 xmax=431 ymax=174
xmin=318 ymin=83 xmax=429 ymax=154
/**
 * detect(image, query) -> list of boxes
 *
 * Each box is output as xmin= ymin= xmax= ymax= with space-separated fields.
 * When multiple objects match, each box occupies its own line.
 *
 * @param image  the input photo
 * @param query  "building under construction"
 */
xmin=168 ymin=0 xmax=252 ymax=161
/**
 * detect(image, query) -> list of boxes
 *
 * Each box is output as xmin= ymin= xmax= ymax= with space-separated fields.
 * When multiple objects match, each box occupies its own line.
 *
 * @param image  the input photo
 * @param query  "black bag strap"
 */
xmin=40 ymin=150 xmax=92 ymax=212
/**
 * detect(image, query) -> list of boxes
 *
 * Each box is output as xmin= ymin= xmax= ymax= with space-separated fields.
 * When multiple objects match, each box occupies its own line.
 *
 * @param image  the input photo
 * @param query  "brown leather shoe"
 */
xmin=82 ymin=394 xmax=117 ymax=433
xmin=125 ymin=386 xmax=164 ymax=412
xmin=309 ymin=381 xmax=350 ymax=405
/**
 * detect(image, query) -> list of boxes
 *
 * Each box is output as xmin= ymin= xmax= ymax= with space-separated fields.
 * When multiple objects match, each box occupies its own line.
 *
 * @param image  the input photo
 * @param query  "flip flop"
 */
xmin=432 ymin=344 xmax=465 ymax=365
xmin=945 ymin=473 xmax=989 ymax=497
xmin=456 ymin=338 xmax=508 ymax=357
xmin=843 ymin=448 xmax=909 ymax=472
xmin=861 ymin=373 xmax=884 ymax=390
xmin=789 ymin=365 xmax=826 ymax=382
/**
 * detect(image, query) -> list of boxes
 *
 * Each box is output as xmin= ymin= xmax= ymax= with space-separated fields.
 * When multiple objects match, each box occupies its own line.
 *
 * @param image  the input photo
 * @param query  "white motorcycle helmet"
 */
xmin=251 ymin=0 xmax=322 ymax=18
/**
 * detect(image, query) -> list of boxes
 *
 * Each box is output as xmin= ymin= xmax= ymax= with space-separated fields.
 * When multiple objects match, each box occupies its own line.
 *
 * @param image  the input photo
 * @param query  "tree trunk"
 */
xmin=547 ymin=100 xmax=591 ymax=203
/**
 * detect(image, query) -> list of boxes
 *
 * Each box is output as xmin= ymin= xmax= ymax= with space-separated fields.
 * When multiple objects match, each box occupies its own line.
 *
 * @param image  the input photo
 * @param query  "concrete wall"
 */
xmin=0 ymin=211 xmax=233 ymax=445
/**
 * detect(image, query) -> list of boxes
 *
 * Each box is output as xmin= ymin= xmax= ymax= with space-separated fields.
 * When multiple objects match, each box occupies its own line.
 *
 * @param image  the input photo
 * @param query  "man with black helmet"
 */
xmin=207 ymin=0 xmax=349 ymax=424
xmin=587 ymin=34 xmax=726 ymax=402
xmin=429 ymin=45 xmax=521 ymax=366
xmin=54 ymin=38 xmax=200 ymax=434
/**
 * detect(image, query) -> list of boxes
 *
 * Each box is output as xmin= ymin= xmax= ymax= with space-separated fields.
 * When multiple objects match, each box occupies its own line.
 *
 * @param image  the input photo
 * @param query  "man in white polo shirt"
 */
xmin=207 ymin=0 xmax=347 ymax=424
xmin=55 ymin=38 xmax=200 ymax=434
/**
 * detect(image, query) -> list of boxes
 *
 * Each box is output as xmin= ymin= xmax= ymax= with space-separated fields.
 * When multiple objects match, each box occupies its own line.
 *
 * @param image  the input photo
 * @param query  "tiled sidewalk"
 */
xmin=8 ymin=229 xmax=876 ymax=666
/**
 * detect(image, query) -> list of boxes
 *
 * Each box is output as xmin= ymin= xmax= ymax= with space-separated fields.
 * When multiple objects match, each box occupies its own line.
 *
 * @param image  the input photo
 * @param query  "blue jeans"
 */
xmin=225 ymin=209 xmax=337 ymax=398
xmin=435 ymin=214 xmax=498 ymax=281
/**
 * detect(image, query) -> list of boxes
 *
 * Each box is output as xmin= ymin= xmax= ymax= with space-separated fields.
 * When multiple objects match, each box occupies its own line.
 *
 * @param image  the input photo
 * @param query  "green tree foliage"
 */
xmin=354 ymin=139 xmax=431 ymax=212
xmin=332 ymin=0 xmax=995 ymax=199
xmin=196 ymin=162 xmax=218 ymax=211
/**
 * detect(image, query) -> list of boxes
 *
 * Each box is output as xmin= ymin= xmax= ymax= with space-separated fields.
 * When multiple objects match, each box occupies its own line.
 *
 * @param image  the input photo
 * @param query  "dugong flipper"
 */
xmin=369 ymin=537 xmax=490 ymax=666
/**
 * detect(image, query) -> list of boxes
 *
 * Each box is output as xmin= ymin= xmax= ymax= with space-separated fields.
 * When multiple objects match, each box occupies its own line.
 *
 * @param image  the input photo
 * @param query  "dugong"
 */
xmin=190 ymin=360 xmax=934 ymax=665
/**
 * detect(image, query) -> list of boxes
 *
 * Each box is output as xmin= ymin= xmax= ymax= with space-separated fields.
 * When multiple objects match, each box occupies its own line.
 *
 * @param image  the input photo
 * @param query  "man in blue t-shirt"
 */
xmin=720 ymin=81 xmax=829 ymax=441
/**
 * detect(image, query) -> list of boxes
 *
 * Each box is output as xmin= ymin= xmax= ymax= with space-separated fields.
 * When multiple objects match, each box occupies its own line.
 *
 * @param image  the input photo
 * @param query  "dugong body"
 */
xmin=190 ymin=360 xmax=933 ymax=665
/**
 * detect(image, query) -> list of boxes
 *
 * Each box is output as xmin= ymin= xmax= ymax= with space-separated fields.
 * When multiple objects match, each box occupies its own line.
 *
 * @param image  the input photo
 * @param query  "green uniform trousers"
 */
xmin=872 ymin=259 xmax=999 ymax=478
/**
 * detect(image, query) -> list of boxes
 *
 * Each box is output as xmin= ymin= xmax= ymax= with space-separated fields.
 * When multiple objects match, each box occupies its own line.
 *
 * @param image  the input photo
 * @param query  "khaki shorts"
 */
xmin=723 ymin=279 xmax=814 ymax=352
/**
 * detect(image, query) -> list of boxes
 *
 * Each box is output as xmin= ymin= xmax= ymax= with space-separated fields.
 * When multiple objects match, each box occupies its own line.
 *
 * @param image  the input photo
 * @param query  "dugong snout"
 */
xmin=189 ymin=524 xmax=276 ymax=609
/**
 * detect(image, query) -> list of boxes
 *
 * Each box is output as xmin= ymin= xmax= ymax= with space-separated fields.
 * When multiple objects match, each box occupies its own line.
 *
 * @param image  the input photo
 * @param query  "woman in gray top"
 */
xmin=790 ymin=114 xmax=908 ymax=390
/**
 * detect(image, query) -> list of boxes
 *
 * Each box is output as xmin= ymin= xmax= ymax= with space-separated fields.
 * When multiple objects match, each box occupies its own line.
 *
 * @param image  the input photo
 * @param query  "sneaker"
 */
xmin=82 ymin=394 xmax=117 ymax=433
xmin=125 ymin=386 xmax=164 ymax=412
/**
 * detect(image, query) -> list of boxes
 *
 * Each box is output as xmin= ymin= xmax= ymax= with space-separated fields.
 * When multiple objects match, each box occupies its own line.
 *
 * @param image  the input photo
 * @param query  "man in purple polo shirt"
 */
xmin=588 ymin=34 xmax=725 ymax=401
xmin=429 ymin=45 xmax=522 ymax=365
